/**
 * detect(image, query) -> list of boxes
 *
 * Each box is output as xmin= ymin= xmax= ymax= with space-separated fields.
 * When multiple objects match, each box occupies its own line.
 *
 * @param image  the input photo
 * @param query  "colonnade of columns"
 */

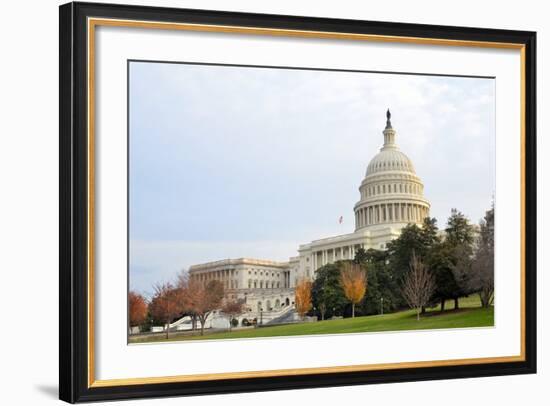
xmin=355 ymin=202 xmax=428 ymax=228
xmin=193 ymin=268 xmax=240 ymax=289
xmin=312 ymin=245 xmax=359 ymax=269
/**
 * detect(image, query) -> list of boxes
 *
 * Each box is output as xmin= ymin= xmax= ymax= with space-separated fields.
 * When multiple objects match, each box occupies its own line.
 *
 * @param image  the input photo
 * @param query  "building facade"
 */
xmin=188 ymin=110 xmax=430 ymax=317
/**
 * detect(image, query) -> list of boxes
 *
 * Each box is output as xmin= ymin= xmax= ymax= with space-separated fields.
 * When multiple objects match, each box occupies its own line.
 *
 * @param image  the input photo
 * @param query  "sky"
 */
xmin=129 ymin=61 xmax=495 ymax=297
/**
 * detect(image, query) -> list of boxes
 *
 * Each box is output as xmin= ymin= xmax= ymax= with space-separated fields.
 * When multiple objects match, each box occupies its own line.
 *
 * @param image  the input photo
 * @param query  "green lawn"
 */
xmin=130 ymin=295 xmax=493 ymax=344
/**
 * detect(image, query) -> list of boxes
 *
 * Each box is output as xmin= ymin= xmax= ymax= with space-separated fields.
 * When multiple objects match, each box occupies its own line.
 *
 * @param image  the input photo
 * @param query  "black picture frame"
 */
xmin=59 ymin=1 xmax=537 ymax=403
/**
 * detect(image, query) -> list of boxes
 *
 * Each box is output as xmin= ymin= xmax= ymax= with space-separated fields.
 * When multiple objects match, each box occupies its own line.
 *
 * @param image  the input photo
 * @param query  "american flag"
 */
xmin=338 ymin=216 xmax=343 ymax=224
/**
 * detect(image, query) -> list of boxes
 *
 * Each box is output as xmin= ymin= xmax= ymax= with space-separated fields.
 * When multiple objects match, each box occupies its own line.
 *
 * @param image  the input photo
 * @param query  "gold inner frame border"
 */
xmin=86 ymin=17 xmax=527 ymax=388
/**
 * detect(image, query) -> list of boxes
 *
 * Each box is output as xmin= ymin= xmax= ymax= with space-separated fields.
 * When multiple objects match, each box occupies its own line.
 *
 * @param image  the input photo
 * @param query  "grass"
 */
xmin=130 ymin=295 xmax=493 ymax=344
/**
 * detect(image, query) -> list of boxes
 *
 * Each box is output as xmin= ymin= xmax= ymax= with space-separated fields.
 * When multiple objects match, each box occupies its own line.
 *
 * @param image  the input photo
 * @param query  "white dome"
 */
xmin=366 ymin=148 xmax=416 ymax=176
xmin=354 ymin=110 xmax=430 ymax=233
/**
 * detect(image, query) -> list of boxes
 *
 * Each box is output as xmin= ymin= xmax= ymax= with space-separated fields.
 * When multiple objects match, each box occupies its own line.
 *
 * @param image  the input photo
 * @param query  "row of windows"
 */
xmin=248 ymin=270 xmax=281 ymax=278
xmin=248 ymin=280 xmax=284 ymax=289
xmin=370 ymin=160 xmax=410 ymax=171
xmin=362 ymin=182 xmax=422 ymax=199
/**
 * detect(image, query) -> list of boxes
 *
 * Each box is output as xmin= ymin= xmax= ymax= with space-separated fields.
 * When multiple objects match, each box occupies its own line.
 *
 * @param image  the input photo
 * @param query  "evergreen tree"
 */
xmin=386 ymin=224 xmax=425 ymax=283
xmin=386 ymin=218 xmax=440 ymax=284
xmin=445 ymin=208 xmax=475 ymax=246
xmin=311 ymin=262 xmax=349 ymax=319
xmin=420 ymin=217 xmax=440 ymax=249
xmin=356 ymin=249 xmax=401 ymax=315
xmin=431 ymin=209 xmax=475 ymax=310
xmin=353 ymin=247 xmax=369 ymax=265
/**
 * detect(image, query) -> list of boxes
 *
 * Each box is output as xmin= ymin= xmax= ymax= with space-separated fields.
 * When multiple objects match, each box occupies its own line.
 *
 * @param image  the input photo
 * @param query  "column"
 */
xmin=367 ymin=207 xmax=371 ymax=225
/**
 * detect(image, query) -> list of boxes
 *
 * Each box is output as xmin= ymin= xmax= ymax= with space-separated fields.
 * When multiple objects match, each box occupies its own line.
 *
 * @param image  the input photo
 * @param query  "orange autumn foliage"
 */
xmin=128 ymin=290 xmax=148 ymax=328
xmin=340 ymin=262 xmax=367 ymax=318
xmin=295 ymin=278 xmax=313 ymax=319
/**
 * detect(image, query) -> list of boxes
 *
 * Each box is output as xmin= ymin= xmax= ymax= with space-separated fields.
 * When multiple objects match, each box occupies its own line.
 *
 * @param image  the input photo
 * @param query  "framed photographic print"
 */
xmin=59 ymin=1 xmax=537 ymax=403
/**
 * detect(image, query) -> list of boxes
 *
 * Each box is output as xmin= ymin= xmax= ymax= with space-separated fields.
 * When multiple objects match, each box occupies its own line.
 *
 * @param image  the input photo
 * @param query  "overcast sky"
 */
xmin=129 ymin=61 xmax=495 ymax=296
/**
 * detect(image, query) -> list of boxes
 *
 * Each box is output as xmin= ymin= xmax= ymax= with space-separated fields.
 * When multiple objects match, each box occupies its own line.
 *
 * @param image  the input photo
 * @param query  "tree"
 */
xmin=420 ymin=217 xmax=440 ymax=249
xmin=402 ymin=251 xmax=436 ymax=320
xmin=128 ymin=291 xmax=148 ymax=333
xmin=450 ymin=242 xmax=475 ymax=298
xmin=453 ymin=207 xmax=495 ymax=307
xmin=445 ymin=208 xmax=475 ymax=246
xmin=295 ymin=278 xmax=312 ymax=319
xmin=441 ymin=208 xmax=476 ymax=309
xmin=356 ymin=249 xmax=400 ymax=316
xmin=339 ymin=262 xmax=367 ymax=318
xmin=221 ymin=299 xmax=245 ymax=331
xmin=353 ymin=247 xmax=369 ymax=265
xmin=148 ymin=283 xmax=182 ymax=338
xmin=311 ymin=262 xmax=348 ymax=320
xmin=468 ymin=206 xmax=495 ymax=307
xmin=186 ymin=279 xmax=224 ymax=335
xmin=176 ymin=271 xmax=197 ymax=330
xmin=429 ymin=241 xmax=459 ymax=311
xmin=387 ymin=223 xmax=429 ymax=283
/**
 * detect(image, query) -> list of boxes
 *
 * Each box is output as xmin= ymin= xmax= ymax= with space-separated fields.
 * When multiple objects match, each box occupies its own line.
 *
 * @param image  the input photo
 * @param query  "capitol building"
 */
xmin=188 ymin=110 xmax=430 ymax=320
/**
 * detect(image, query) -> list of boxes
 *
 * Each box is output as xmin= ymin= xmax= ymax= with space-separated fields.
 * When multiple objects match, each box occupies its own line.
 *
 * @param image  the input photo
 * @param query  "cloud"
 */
xmin=129 ymin=62 xmax=495 ymax=291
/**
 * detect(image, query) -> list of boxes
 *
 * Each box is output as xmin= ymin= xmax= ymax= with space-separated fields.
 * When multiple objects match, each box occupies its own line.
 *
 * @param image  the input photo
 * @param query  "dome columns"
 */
xmin=355 ymin=202 xmax=430 ymax=229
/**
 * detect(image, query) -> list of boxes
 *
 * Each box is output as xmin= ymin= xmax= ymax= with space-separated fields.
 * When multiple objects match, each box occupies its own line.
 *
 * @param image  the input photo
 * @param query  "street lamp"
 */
xmin=380 ymin=297 xmax=384 ymax=315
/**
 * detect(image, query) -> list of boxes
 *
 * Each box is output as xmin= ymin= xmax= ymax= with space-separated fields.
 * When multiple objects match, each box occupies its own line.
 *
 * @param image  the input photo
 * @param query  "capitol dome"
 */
xmin=354 ymin=110 xmax=430 ymax=232
xmin=366 ymin=148 xmax=416 ymax=176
